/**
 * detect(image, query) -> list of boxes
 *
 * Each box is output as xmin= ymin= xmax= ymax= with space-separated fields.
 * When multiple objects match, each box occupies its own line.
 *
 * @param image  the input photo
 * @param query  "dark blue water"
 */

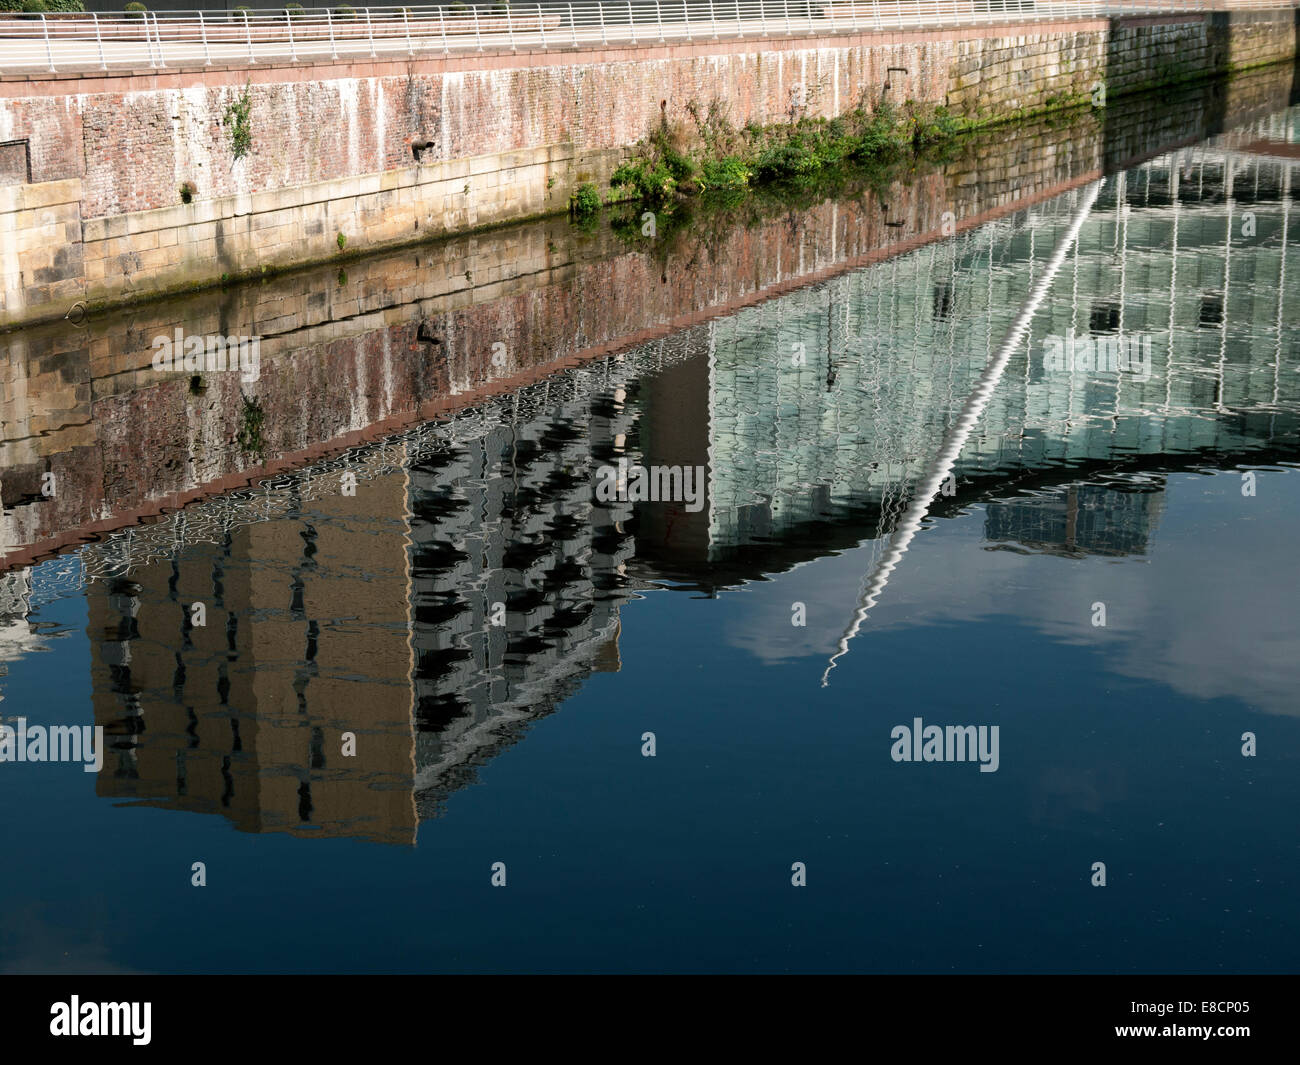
xmin=2 ymin=95 xmax=1299 ymax=975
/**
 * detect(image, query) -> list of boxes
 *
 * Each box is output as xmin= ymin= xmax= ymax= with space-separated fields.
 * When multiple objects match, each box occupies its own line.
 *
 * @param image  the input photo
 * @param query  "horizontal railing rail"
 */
xmin=0 ymin=1 xmax=1295 ymax=74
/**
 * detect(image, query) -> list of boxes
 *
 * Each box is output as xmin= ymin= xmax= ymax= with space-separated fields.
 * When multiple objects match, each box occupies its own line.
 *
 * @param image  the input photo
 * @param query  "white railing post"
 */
xmin=784 ymin=0 xmax=791 ymax=34
xmin=243 ymin=9 xmax=257 ymax=64
xmin=92 ymin=11 xmax=107 ymax=71
xmin=506 ymin=2 xmax=516 ymax=51
xmin=872 ymin=0 xmax=880 ymax=31
xmin=404 ymin=7 xmax=413 ymax=57
xmin=687 ymin=0 xmax=695 ymax=40
xmin=828 ymin=0 xmax=835 ymax=33
xmin=569 ymin=1 xmax=578 ymax=46
xmin=199 ymin=10 xmax=212 ymax=65
xmin=40 ymin=14 xmax=54 ymax=73
xmin=761 ymin=0 xmax=768 ymax=35
xmin=287 ymin=7 xmax=299 ymax=61
xmin=710 ymin=0 xmax=718 ymax=37
xmin=474 ymin=4 xmax=483 ymax=51
xmin=599 ymin=2 xmax=608 ymax=43
xmin=363 ymin=7 xmax=375 ymax=58
xmin=441 ymin=5 xmax=450 ymax=55
xmin=538 ymin=3 xmax=548 ymax=47
xmin=736 ymin=0 xmax=743 ymax=37
xmin=153 ymin=12 xmax=167 ymax=67
xmin=326 ymin=9 xmax=338 ymax=60
xmin=628 ymin=0 xmax=637 ymax=43
xmin=657 ymin=0 xmax=665 ymax=40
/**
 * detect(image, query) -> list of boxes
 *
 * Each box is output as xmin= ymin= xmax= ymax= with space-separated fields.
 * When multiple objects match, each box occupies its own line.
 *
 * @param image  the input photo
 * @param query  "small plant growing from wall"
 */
xmin=236 ymin=393 xmax=266 ymax=460
xmin=123 ymin=2 xmax=146 ymax=18
xmin=569 ymin=183 xmax=601 ymax=220
xmin=222 ymin=82 xmax=253 ymax=162
xmin=336 ymin=231 xmax=347 ymax=251
xmin=179 ymin=181 xmax=197 ymax=205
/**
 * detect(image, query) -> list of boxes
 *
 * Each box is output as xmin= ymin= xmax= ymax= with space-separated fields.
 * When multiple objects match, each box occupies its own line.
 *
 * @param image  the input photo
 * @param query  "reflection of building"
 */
xmin=8 ymin=105 xmax=1300 ymax=846
xmin=406 ymin=390 xmax=639 ymax=819
xmin=984 ymin=485 xmax=1166 ymax=558
xmin=91 ymin=473 xmax=418 ymax=846
xmin=703 ymin=119 xmax=1300 ymax=569
xmin=0 ymin=570 xmax=48 ymax=697
xmin=79 ymin=353 xmax=652 ymax=841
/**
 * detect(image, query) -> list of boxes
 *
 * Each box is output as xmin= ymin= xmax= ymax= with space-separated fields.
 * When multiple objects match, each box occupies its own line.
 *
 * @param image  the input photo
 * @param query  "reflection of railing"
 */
xmin=1 ymin=1 xmax=1296 ymax=73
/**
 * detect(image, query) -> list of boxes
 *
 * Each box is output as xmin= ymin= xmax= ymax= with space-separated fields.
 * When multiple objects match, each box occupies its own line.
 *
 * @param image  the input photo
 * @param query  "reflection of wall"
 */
xmin=90 ymin=471 xmax=416 ymax=846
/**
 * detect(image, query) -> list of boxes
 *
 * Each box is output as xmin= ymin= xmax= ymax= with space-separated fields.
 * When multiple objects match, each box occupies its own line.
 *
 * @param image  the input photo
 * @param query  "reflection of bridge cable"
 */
xmin=820 ymin=179 xmax=1106 ymax=688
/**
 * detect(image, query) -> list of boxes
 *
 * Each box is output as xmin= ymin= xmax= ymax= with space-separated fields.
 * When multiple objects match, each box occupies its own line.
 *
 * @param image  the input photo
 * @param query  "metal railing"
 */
xmin=0 ymin=1 xmax=1295 ymax=74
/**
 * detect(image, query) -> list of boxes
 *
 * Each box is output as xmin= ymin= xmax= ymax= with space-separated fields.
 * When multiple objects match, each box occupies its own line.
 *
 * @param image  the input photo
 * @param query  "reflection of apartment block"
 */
xmin=62 ymin=337 xmax=673 ymax=838
xmin=90 ymin=471 xmax=416 ymax=846
xmin=984 ymin=484 xmax=1166 ymax=558
xmin=408 ymin=393 xmax=637 ymax=818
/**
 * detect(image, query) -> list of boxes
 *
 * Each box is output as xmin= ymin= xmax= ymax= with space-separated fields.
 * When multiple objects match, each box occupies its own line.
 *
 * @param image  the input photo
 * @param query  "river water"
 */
xmin=1 ymin=71 xmax=1298 ymax=973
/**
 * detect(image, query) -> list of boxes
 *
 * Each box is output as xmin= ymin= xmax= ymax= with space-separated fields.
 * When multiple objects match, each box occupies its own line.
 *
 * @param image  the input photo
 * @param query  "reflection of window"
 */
xmin=933 ymin=281 xmax=954 ymax=320
xmin=1089 ymin=301 xmax=1120 ymax=334
xmin=1199 ymin=293 xmax=1224 ymax=328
